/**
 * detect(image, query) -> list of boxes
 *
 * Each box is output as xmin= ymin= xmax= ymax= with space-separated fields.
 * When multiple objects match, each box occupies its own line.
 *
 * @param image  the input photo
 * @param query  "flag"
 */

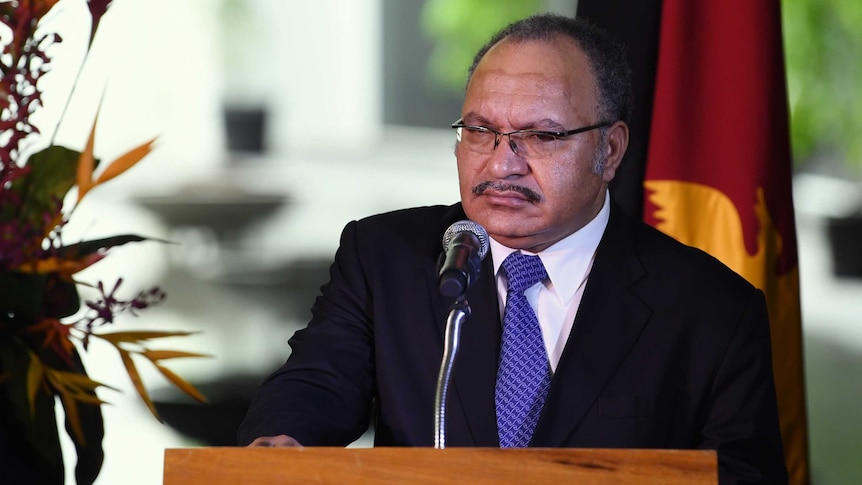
xmin=579 ymin=1 xmax=809 ymax=483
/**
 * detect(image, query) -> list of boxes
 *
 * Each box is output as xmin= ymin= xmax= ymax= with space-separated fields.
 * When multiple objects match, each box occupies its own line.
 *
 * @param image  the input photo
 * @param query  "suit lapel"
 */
xmin=531 ymin=204 xmax=652 ymax=446
xmin=445 ymin=255 xmax=501 ymax=446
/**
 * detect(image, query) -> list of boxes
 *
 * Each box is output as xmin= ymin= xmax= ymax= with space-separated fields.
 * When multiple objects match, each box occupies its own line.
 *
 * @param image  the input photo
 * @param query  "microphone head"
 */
xmin=441 ymin=220 xmax=490 ymax=260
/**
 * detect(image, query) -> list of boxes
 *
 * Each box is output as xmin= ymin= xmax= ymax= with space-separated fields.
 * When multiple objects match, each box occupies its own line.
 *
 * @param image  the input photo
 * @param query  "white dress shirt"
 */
xmin=490 ymin=190 xmax=610 ymax=373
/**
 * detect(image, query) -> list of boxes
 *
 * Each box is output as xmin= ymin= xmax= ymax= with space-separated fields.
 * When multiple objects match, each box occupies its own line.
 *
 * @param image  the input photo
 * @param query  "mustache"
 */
xmin=472 ymin=181 xmax=542 ymax=203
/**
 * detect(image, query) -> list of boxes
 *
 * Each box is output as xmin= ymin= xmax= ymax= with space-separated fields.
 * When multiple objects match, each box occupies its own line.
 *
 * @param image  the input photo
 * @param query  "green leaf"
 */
xmin=421 ymin=0 xmax=543 ymax=92
xmin=61 ymin=350 xmax=105 ymax=485
xmin=10 ymin=146 xmax=86 ymax=227
xmin=42 ymin=273 xmax=82 ymax=319
xmin=26 ymin=352 xmax=45 ymax=416
xmin=58 ymin=234 xmax=151 ymax=259
xmin=0 ymin=272 xmax=46 ymax=323
xmin=0 ymin=337 xmax=65 ymax=484
xmin=782 ymin=0 xmax=862 ymax=169
xmin=0 ymin=272 xmax=80 ymax=321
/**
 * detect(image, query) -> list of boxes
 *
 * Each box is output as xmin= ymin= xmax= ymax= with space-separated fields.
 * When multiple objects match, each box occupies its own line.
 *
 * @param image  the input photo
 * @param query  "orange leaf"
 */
xmin=93 ymin=137 xmax=157 ymax=187
xmin=141 ymin=350 xmax=210 ymax=362
xmin=43 ymin=367 xmax=116 ymax=395
xmin=75 ymin=113 xmax=99 ymax=203
xmin=117 ymin=349 xmax=160 ymax=421
xmin=26 ymin=317 xmax=76 ymax=358
xmin=16 ymin=253 xmax=105 ymax=275
xmin=98 ymin=330 xmax=197 ymax=347
xmin=155 ymin=365 xmax=208 ymax=404
xmin=59 ymin=393 xmax=85 ymax=445
xmin=26 ymin=354 xmax=45 ymax=417
xmin=51 ymin=372 xmax=109 ymax=446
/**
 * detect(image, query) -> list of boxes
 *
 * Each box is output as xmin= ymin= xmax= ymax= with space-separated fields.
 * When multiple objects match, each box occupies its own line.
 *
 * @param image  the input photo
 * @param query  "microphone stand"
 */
xmin=433 ymin=298 xmax=470 ymax=449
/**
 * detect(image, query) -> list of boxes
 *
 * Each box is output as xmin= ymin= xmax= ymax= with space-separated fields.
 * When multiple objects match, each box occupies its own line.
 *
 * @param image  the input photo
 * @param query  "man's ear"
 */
xmin=601 ymin=121 xmax=629 ymax=183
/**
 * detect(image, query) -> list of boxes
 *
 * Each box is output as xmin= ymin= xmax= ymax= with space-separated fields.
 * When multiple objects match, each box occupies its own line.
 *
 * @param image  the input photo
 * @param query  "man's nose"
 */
xmin=487 ymin=134 xmax=529 ymax=178
xmin=493 ymin=133 xmax=520 ymax=156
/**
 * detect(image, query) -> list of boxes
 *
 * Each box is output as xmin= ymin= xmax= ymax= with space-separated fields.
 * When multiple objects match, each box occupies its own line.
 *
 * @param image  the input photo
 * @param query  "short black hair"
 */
xmin=466 ymin=13 xmax=633 ymax=125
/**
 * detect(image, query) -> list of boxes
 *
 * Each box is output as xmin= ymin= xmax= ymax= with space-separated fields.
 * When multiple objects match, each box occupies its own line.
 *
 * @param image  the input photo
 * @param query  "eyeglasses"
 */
xmin=451 ymin=118 xmax=613 ymax=159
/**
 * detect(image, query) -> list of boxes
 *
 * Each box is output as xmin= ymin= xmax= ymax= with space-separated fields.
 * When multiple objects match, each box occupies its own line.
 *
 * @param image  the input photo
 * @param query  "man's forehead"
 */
xmin=469 ymin=68 xmax=568 ymax=96
xmin=480 ymin=36 xmax=589 ymax=70
xmin=465 ymin=37 xmax=599 ymax=119
xmin=472 ymin=38 xmax=593 ymax=87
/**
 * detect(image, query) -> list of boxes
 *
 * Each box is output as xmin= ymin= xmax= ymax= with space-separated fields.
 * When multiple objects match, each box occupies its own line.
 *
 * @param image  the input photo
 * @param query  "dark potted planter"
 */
xmin=223 ymin=104 xmax=268 ymax=155
xmin=826 ymin=210 xmax=862 ymax=277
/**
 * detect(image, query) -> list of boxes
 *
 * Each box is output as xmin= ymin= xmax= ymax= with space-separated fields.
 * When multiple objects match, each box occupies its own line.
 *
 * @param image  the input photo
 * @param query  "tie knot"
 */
xmin=502 ymin=252 xmax=547 ymax=294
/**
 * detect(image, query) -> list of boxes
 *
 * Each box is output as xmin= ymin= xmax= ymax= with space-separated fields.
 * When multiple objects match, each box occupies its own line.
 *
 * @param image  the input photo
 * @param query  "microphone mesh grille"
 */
xmin=442 ymin=220 xmax=490 ymax=260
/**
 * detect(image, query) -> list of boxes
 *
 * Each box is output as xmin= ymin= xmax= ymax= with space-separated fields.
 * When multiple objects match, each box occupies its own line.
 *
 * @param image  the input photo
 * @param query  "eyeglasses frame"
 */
xmin=451 ymin=117 xmax=614 ymax=157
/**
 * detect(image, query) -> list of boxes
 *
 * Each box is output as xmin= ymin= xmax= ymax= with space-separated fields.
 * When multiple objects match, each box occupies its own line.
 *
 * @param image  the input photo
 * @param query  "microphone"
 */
xmin=437 ymin=220 xmax=490 ymax=298
xmin=433 ymin=221 xmax=488 ymax=448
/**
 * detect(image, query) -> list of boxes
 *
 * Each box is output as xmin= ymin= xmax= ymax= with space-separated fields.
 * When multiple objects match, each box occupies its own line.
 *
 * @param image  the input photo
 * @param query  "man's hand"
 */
xmin=247 ymin=435 xmax=303 ymax=447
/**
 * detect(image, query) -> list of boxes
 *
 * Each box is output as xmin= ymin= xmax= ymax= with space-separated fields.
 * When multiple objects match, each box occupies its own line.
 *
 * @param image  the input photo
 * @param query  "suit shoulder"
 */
xmin=358 ymin=204 xmax=461 ymax=226
xmin=349 ymin=204 xmax=463 ymax=240
xmin=337 ymin=203 xmax=464 ymax=257
xmin=632 ymin=218 xmax=757 ymax=295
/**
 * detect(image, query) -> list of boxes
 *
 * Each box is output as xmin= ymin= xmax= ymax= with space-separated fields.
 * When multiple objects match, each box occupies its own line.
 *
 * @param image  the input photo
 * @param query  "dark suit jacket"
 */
xmin=239 ymin=202 xmax=788 ymax=484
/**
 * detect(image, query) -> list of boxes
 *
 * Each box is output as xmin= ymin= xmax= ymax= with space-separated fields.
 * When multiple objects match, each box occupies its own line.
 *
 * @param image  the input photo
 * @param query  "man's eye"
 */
xmin=529 ymin=133 xmax=557 ymax=143
xmin=467 ymin=127 xmax=494 ymax=137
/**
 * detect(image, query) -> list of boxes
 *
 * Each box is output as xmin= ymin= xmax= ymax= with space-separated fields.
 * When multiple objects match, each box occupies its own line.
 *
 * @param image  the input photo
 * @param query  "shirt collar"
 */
xmin=489 ymin=190 xmax=610 ymax=303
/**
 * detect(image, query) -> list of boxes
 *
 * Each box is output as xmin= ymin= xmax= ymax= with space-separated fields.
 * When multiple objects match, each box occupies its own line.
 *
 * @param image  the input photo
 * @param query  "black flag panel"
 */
xmin=576 ymin=0 xmax=663 ymax=219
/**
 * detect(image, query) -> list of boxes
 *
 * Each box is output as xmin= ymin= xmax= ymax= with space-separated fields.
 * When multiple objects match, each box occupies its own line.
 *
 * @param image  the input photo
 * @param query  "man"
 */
xmin=239 ymin=13 xmax=787 ymax=484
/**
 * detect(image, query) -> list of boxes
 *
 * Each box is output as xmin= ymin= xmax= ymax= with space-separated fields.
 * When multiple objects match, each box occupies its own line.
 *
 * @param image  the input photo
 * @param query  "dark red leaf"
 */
xmin=86 ymin=0 xmax=113 ymax=47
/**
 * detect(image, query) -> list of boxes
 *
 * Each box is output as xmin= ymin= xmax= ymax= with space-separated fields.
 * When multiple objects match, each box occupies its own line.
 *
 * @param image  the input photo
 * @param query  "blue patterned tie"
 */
xmin=495 ymin=252 xmax=550 ymax=448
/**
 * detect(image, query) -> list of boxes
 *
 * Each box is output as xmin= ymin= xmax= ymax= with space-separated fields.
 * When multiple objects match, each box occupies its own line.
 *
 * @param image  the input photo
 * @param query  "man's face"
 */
xmin=457 ymin=36 xmax=626 ymax=252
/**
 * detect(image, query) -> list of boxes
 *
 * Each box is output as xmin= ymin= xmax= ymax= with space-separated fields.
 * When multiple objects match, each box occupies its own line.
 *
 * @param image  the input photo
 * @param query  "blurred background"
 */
xmin=30 ymin=0 xmax=861 ymax=483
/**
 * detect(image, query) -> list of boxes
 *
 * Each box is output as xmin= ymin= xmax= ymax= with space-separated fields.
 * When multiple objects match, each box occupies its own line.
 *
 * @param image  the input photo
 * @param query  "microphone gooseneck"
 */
xmin=433 ymin=299 xmax=470 ymax=449
xmin=433 ymin=220 xmax=489 ymax=448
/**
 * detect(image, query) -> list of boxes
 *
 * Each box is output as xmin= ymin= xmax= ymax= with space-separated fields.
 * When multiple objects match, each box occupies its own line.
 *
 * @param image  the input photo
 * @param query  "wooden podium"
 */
xmin=163 ymin=447 xmax=717 ymax=484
